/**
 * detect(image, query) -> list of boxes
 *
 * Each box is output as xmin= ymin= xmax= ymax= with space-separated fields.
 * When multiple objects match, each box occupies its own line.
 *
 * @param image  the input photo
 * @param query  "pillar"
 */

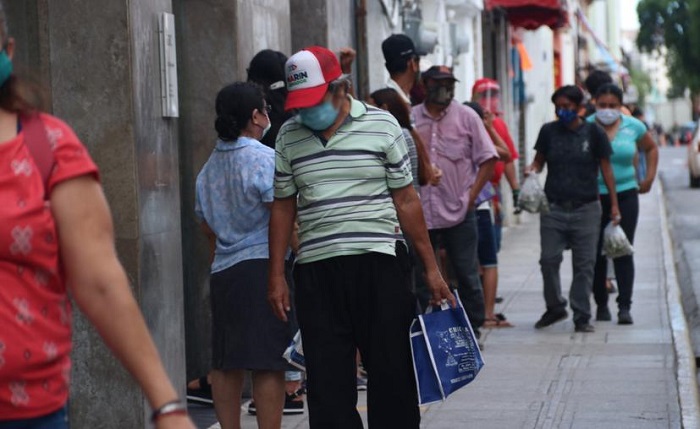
xmin=7 ymin=1 xmax=186 ymax=427
xmin=174 ymin=0 xmax=291 ymax=382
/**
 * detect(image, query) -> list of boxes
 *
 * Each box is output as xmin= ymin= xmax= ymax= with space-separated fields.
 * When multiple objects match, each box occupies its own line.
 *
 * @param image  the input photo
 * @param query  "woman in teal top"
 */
xmin=588 ymin=83 xmax=659 ymax=325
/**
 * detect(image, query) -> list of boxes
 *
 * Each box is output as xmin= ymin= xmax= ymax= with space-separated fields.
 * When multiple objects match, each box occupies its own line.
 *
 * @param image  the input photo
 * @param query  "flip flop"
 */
xmin=187 ymin=375 xmax=213 ymax=405
xmin=483 ymin=316 xmax=514 ymax=328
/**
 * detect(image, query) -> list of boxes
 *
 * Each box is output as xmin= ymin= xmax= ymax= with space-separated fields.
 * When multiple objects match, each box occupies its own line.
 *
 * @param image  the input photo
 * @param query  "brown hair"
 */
xmin=370 ymin=87 xmax=434 ymax=186
xmin=0 ymin=3 xmax=40 ymax=115
xmin=370 ymin=88 xmax=412 ymax=130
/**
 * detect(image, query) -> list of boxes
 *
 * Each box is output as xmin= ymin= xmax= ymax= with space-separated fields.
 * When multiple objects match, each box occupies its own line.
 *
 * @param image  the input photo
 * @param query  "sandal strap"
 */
xmin=287 ymin=387 xmax=306 ymax=399
xmin=198 ymin=376 xmax=212 ymax=393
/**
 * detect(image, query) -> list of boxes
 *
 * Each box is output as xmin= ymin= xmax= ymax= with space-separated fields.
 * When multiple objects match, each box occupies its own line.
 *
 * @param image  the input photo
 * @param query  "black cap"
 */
xmin=422 ymin=65 xmax=459 ymax=81
xmin=382 ymin=34 xmax=418 ymax=66
xmin=247 ymin=49 xmax=288 ymax=87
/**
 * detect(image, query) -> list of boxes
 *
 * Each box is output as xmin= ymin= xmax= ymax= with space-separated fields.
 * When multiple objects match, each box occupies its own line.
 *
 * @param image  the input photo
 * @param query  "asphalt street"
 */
xmin=658 ymin=146 xmax=700 ymax=365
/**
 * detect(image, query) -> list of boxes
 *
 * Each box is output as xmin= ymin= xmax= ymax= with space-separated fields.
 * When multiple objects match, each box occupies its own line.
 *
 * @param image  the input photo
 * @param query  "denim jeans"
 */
xmin=476 ymin=208 xmax=498 ymax=268
xmin=539 ymin=201 xmax=602 ymax=325
xmin=0 ymin=407 xmax=68 ymax=429
xmin=416 ymin=210 xmax=485 ymax=328
xmin=493 ymin=221 xmax=503 ymax=253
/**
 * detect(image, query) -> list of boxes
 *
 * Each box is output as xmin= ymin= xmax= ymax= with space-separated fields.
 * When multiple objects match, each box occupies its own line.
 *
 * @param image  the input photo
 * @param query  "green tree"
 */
xmin=637 ymin=0 xmax=700 ymax=96
xmin=629 ymin=66 xmax=652 ymax=106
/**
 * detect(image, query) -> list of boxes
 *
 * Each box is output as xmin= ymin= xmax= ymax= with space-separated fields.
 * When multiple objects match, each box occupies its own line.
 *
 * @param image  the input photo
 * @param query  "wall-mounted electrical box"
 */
xmin=159 ymin=12 xmax=179 ymax=118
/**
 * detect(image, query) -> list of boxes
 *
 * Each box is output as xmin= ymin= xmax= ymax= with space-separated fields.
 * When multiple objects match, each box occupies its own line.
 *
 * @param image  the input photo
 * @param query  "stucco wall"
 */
xmin=175 ymin=0 xmax=293 ymax=382
xmin=7 ymin=1 xmax=187 ymax=427
xmin=365 ymin=0 xmax=399 ymax=94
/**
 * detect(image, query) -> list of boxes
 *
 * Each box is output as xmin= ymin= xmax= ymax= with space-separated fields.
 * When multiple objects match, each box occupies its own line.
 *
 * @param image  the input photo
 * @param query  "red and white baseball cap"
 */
xmin=472 ymin=78 xmax=500 ymax=95
xmin=284 ymin=46 xmax=342 ymax=111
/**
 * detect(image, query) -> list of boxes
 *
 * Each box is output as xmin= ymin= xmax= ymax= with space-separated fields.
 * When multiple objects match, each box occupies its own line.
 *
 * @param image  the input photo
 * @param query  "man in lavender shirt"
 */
xmin=412 ymin=66 xmax=498 ymax=332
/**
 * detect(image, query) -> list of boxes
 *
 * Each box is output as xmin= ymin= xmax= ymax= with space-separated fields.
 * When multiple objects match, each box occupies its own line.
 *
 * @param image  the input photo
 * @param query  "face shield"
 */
xmin=478 ymin=89 xmax=501 ymax=115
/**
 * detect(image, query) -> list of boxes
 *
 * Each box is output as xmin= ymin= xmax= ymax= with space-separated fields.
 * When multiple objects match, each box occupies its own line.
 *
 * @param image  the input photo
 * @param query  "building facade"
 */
xmin=6 ymin=1 xmax=589 ymax=426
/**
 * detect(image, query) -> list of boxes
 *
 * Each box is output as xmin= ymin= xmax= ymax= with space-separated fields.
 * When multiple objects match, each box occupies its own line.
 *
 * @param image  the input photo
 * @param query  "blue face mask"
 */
xmin=299 ymin=101 xmax=339 ymax=131
xmin=0 ymin=50 xmax=12 ymax=87
xmin=556 ymin=108 xmax=578 ymax=125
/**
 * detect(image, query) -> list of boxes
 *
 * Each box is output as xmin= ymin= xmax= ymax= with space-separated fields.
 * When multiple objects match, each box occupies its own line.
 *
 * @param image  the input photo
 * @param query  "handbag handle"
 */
xmin=424 ymin=291 xmax=463 ymax=314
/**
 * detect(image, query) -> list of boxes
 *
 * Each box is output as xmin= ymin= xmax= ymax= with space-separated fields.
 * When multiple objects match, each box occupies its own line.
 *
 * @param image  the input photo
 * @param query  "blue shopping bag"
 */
xmin=474 ymin=181 xmax=498 ymax=206
xmin=282 ymin=330 xmax=305 ymax=371
xmin=409 ymin=292 xmax=484 ymax=405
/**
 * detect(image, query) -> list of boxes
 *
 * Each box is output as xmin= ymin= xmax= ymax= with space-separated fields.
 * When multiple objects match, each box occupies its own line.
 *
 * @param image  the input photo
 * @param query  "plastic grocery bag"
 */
xmin=282 ymin=330 xmax=305 ymax=371
xmin=601 ymin=222 xmax=634 ymax=259
xmin=518 ymin=175 xmax=549 ymax=214
xmin=409 ymin=292 xmax=484 ymax=405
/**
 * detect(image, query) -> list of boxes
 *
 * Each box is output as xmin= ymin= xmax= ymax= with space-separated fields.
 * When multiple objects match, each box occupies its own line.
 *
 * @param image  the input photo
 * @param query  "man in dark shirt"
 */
xmin=527 ymin=85 xmax=620 ymax=333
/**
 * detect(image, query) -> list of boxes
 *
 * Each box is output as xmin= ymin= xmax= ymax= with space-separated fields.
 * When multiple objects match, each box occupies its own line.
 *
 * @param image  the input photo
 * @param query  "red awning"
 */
xmin=486 ymin=0 xmax=568 ymax=30
xmin=487 ymin=0 xmax=560 ymax=7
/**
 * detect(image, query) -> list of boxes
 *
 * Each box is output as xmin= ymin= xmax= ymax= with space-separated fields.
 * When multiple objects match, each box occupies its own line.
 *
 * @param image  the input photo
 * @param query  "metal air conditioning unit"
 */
xmin=403 ymin=1 xmax=439 ymax=54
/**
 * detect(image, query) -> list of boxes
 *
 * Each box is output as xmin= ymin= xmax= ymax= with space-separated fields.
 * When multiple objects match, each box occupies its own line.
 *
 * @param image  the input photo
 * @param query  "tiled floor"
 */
xmin=192 ymin=188 xmax=685 ymax=429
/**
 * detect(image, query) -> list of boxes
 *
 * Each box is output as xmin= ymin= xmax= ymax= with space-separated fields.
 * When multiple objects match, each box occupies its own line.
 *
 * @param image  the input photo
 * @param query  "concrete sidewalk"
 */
xmin=192 ymin=186 xmax=697 ymax=428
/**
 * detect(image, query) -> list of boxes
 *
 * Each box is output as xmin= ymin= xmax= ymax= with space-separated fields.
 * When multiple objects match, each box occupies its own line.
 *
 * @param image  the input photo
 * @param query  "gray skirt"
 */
xmin=210 ymin=259 xmax=293 ymax=371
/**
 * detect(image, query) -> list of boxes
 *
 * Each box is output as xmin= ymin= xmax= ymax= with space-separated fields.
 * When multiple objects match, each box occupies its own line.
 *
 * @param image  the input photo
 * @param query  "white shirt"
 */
xmin=386 ymin=78 xmax=412 ymax=106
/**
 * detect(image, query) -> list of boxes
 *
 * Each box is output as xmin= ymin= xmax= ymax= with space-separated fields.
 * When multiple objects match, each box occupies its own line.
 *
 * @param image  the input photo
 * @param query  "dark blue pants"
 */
xmin=476 ymin=208 xmax=498 ymax=268
xmin=416 ymin=211 xmax=485 ymax=328
xmin=0 ymin=407 xmax=68 ymax=429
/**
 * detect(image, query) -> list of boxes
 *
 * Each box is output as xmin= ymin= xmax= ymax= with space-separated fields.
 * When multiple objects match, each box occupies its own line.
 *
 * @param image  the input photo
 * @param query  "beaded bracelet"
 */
xmin=150 ymin=400 xmax=187 ymax=423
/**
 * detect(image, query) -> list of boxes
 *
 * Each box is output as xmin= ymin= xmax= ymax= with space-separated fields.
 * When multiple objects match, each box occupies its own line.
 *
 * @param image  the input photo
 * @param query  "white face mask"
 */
xmin=256 ymin=109 xmax=271 ymax=139
xmin=596 ymin=108 xmax=621 ymax=126
xmin=261 ymin=120 xmax=272 ymax=139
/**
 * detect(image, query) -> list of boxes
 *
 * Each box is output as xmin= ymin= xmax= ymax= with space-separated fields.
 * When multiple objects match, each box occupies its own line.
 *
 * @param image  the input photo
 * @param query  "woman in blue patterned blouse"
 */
xmin=195 ymin=82 xmax=292 ymax=429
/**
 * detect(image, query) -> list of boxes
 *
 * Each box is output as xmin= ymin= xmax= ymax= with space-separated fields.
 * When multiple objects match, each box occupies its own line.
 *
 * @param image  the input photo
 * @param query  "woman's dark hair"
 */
xmin=370 ymin=88 xmax=412 ymax=130
xmin=247 ymin=50 xmax=287 ymax=87
xmin=371 ymin=87 xmax=434 ymax=186
xmin=0 ymin=4 xmax=40 ymax=115
xmin=584 ymin=70 xmax=613 ymax=97
xmin=594 ymin=83 xmax=624 ymax=104
xmin=214 ymin=82 xmax=265 ymax=142
xmin=463 ymin=101 xmax=484 ymax=119
xmin=247 ymin=49 xmax=289 ymax=148
xmin=551 ymin=85 xmax=584 ymax=106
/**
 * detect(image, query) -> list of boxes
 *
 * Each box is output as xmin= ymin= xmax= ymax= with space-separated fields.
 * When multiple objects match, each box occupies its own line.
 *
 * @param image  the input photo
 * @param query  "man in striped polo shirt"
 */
xmin=268 ymin=46 xmax=453 ymax=428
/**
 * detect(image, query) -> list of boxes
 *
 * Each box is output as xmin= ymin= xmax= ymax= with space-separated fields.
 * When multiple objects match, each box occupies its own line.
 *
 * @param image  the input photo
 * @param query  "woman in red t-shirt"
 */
xmin=0 ymin=7 xmax=193 ymax=429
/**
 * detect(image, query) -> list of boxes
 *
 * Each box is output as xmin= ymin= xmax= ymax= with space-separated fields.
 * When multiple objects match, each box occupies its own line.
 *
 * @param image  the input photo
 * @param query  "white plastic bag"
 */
xmin=518 ymin=175 xmax=549 ymax=214
xmin=601 ymin=223 xmax=634 ymax=258
xmin=282 ymin=330 xmax=305 ymax=371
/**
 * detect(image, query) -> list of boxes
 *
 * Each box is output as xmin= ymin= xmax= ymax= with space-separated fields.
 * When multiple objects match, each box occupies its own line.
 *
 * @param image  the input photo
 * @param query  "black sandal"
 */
xmin=186 ymin=375 xmax=213 ymax=405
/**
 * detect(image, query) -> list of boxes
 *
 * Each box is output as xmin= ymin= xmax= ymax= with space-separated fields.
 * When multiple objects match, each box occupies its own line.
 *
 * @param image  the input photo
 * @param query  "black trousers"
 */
xmin=294 ymin=248 xmax=420 ymax=429
xmin=593 ymin=189 xmax=639 ymax=310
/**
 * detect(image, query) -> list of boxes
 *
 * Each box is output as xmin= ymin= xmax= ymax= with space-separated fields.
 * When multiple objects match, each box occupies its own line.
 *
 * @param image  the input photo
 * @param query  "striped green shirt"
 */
xmin=274 ymin=97 xmax=413 ymax=264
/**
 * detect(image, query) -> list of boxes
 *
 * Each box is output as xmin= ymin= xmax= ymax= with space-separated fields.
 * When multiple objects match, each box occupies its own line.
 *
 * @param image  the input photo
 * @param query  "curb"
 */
xmin=658 ymin=179 xmax=700 ymax=428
